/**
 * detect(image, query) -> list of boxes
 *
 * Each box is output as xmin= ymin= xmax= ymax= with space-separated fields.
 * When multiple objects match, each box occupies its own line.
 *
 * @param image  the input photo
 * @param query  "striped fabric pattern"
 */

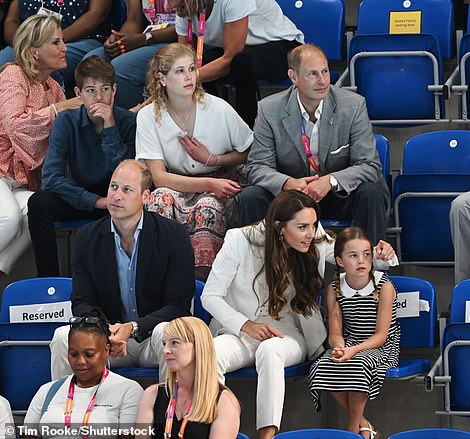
xmin=308 ymin=273 xmax=400 ymax=412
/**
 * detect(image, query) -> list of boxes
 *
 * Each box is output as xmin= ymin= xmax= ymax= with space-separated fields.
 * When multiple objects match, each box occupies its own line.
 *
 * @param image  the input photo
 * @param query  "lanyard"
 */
xmin=147 ymin=0 xmax=156 ymax=23
xmin=300 ymin=119 xmax=321 ymax=174
xmin=187 ymin=10 xmax=206 ymax=68
xmin=64 ymin=368 xmax=109 ymax=439
xmin=164 ymin=382 xmax=192 ymax=439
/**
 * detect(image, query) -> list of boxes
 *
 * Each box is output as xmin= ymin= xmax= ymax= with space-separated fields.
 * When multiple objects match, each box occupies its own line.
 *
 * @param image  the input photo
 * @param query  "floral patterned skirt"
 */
xmin=146 ymin=168 xmax=245 ymax=267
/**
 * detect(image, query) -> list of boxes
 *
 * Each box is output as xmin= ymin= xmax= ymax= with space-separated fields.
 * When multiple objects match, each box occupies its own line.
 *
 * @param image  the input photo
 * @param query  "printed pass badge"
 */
xmin=9 ymin=301 xmax=72 ymax=323
xmin=396 ymin=291 xmax=420 ymax=318
xmin=389 ymin=10 xmax=422 ymax=34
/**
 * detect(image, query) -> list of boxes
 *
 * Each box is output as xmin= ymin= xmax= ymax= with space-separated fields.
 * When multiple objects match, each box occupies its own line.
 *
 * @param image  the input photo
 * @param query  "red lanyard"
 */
xmin=64 ymin=368 xmax=109 ymax=439
xmin=187 ymin=10 xmax=206 ymax=68
xmin=164 ymin=382 xmax=192 ymax=439
xmin=301 ymin=119 xmax=321 ymax=174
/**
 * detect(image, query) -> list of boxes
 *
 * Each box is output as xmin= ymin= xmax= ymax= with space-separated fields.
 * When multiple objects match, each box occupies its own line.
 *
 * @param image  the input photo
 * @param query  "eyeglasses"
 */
xmin=69 ymin=316 xmax=111 ymax=344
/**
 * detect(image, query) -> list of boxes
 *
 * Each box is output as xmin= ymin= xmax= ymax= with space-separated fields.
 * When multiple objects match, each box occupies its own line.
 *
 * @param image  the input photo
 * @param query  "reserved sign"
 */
xmin=396 ymin=291 xmax=420 ymax=318
xmin=9 ymin=301 xmax=72 ymax=323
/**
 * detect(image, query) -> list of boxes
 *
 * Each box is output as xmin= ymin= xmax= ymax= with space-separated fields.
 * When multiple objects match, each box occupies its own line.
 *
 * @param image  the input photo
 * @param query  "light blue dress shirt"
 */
xmin=111 ymin=213 xmax=144 ymax=322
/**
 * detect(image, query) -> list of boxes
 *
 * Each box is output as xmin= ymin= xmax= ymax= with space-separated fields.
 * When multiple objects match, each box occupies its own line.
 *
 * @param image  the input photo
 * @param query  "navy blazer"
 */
xmin=71 ymin=209 xmax=195 ymax=341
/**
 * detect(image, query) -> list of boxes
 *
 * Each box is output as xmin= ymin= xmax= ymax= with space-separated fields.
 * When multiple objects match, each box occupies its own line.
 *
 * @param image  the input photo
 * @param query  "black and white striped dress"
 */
xmin=308 ymin=271 xmax=400 ymax=412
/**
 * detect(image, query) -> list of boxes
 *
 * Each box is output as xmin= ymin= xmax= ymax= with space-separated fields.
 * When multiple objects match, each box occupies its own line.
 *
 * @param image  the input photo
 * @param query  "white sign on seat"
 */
xmin=9 ymin=301 xmax=72 ymax=323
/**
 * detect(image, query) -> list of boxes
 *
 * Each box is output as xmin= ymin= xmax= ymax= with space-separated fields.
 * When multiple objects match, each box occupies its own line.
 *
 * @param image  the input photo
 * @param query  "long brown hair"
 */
xmin=247 ymin=191 xmax=324 ymax=320
xmin=333 ymin=227 xmax=378 ymax=301
xmin=146 ymin=43 xmax=205 ymax=123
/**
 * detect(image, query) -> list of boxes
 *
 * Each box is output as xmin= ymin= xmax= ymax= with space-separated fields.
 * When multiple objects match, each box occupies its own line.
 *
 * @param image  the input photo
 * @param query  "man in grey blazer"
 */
xmin=240 ymin=44 xmax=389 ymax=243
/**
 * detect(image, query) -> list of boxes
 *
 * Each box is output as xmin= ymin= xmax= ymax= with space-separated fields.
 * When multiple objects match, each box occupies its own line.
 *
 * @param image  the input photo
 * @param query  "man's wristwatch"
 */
xmin=130 ymin=321 xmax=139 ymax=339
xmin=329 ymin=175 xmax=339 ymax=192
xmin=144 ymin=31 xmax=153 ymax=45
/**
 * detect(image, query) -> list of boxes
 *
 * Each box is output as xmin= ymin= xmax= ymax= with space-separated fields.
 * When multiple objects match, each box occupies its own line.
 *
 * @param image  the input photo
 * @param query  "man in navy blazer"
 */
xmin=50 ymin=160 xmax=195 ymax=379
xmin=240 ymin=44 xmax=389 ymax=243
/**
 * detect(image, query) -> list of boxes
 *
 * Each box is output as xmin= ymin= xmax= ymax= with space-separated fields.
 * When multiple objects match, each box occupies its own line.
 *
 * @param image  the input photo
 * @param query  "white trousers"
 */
xmin=50 ymin=322 xmax=168 ymax=381
xmin=0 ymin=177 xmax=32 ymax=274
xmin=214 ymin=331 xmax=307 ymax=430
xmin=450 ymin=192 xmax=470 ymax=284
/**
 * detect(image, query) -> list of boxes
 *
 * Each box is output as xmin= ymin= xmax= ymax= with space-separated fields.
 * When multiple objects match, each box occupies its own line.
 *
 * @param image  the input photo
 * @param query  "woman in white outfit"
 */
xmin=201 ymin=190 xmax=397 ymax=439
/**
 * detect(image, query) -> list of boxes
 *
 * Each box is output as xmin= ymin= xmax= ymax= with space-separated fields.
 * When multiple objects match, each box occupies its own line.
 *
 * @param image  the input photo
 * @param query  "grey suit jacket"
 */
xmin=245 ymin=85 xmax=387 ymax=196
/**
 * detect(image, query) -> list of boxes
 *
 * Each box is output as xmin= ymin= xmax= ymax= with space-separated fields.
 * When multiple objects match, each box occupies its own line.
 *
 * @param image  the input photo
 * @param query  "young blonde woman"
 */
xmin=136 ymin=42 xmax=252 ymax=280
xmin=136 ymin=316 xmax=240 ymax=439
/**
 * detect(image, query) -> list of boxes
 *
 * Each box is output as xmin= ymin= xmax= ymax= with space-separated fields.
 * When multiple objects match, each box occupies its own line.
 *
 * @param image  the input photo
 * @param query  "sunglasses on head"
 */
xmin=69 ymin=316 xmax=111 ymax=344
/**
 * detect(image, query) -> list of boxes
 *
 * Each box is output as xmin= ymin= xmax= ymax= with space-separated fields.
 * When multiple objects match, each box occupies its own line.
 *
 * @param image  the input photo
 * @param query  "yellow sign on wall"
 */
xmin=389 ymin=11 xmax=422 ymax=34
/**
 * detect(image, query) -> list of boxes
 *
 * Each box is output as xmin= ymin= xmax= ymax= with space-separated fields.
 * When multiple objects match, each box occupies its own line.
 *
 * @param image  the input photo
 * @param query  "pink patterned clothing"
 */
xmin=0 ymin=64 xmax=65 ymax=191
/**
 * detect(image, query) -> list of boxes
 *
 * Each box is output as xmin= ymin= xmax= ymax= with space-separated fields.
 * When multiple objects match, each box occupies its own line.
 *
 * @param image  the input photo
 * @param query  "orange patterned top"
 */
xmin=0 ymin=64 xmax=65 ymax=191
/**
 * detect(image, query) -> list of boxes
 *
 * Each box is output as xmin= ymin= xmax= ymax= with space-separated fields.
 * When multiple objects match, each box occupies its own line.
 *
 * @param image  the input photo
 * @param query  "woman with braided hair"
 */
xmin=308 ymin=227 xmax=400 ymax=439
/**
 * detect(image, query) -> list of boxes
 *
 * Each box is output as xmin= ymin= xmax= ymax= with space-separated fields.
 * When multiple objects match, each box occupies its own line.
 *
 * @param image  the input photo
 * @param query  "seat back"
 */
xmin=348 ymin=33 xmax=442 ymax=121
xmin=393 ymin=174 xmax=470 ymax=262
xmin=0 ymin=277 xmax=72 ymax=323
xmin=374 ymin=133 xmax=391 ymax=183
xmin=450 ymin=279 xmax=470 ymax=323
xmin=273 ymin=429 xmax=362 ymax=438
xmin=402 ymin=131 xmax=470 ymax=174
xmin=276 ymin=0 xmax=344 ymax=60
xmin=357 ymin=0 xmax=454 ymax=58
xmin=389 ymin=428 xmax=470 ymax=439
xmin=193 ymin=280 xmax=211 ymax=324
xmin=0 ymin=278 xmax=72 ymax=411
xmin=458 ymin=34 xmax=470 ymax=118
xmin=442 ymin=323 xmax=470 ymax=412
xmin=388 ymin=276 xmax=437 ymax=349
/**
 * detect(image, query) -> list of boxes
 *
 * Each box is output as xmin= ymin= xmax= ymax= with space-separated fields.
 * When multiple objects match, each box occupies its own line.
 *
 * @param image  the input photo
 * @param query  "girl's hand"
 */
xmin=178 ymin=136 xmax=213 ymax=165
xmin=331 ymin=346 xmax=344 ymax=359
xmin=210 ymin=178 xmax=241 ymax=199
xmin=331 ymin=346 xmax=357 ymax=363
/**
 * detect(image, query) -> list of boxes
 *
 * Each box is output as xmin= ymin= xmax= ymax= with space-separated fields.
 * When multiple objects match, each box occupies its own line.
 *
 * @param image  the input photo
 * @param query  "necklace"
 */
xmin=167 ymin=101 xmax=195 ymax=137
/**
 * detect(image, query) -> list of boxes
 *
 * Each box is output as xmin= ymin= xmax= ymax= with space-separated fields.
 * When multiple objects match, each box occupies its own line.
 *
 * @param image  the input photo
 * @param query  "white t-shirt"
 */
xmin=23 ymin=372 xmax=143 ymax=439
xmin=0 ymin=396 xmax=14 ymax=439
xmin=175 ymin=0 xmax=304 ymax=47
xmin=136 ymin=94 xmax=253 ymax=175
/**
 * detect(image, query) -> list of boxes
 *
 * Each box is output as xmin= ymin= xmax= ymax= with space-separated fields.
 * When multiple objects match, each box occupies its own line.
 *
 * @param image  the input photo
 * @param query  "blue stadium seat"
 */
xmin=347 ymin=33 xmax=446 ymax=124
xmin=393 ymin=131 xmax=470 ymax=264
xmin=273 ymin=429 xmax=362 ymax=438
xmin=357 ymin=0 xmax=454 ymax=58
xmin=385 ymin=276 xmax=437 ymax=379
xmin=276 ymin=0 xmax=344 ymax=60
xmin=340 ymin=0 xmax=454 ymax=124
xmin=0 ymin=277 xmax=72 ymax=412
xmin=389 ymin=429 xmax=470 ymax=439
xmin=449 ymin=279 xmax=470 ymax=323
xmin=451 ymin=34 xmax=470 ymax=121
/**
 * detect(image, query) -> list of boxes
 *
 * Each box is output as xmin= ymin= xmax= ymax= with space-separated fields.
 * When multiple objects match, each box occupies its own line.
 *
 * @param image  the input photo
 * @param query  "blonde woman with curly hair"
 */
xmin=0 ymin=14 xmax=81 ymax=277
xmin=136 ymin=316 xmax=240 ymax=439
xmin=136 ymin=42 xmax=252 ymax=280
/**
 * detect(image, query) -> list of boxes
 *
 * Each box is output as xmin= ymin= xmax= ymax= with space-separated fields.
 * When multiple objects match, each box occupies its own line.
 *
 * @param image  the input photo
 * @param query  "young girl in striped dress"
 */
xmin=308 ymin=227 xmax=400 ymax=439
